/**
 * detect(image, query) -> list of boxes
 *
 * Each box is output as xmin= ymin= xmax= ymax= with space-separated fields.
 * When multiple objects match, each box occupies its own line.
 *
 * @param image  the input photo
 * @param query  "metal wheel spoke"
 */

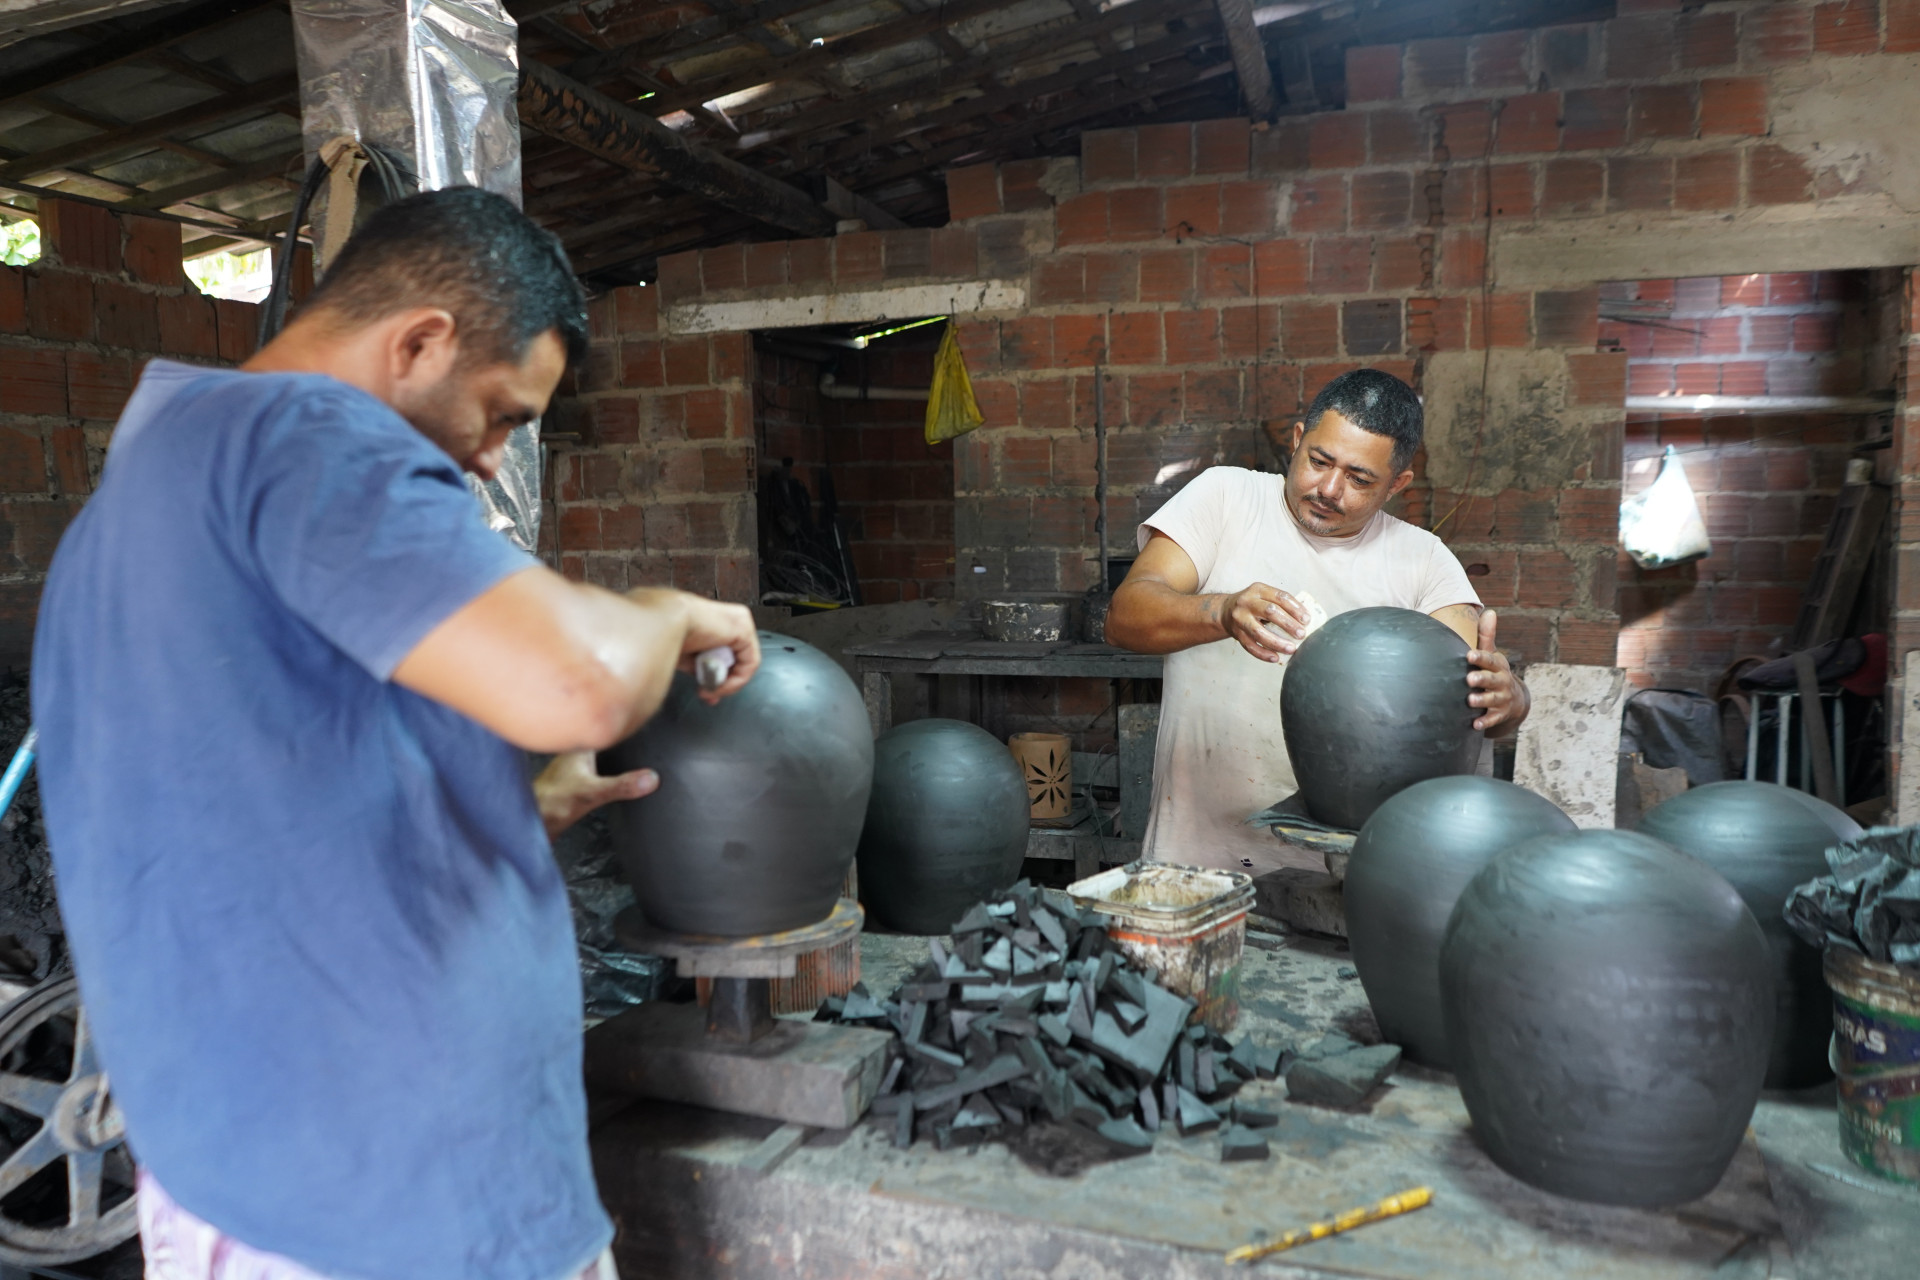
xmin=0 ymin=1071 xmax=62 ymax=1119
xmin=0 ymin=1124 xmax=61 ymax=1198
xmin=69 ymin=1013 xmax=98 ymax=1082
xmin=68 ymin=1150 xmax=102 ymax=1226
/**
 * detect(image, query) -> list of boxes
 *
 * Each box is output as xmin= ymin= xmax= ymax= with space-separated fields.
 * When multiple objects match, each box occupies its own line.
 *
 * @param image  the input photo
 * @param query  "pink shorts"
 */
xmin=138 ymin=1169 xmax=619 ymax=1280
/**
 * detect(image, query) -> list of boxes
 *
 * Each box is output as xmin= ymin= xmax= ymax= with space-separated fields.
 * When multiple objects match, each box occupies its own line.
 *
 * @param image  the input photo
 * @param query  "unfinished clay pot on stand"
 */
xmin=1636 ymin=780 xmax=1862 ymax=1088
xmin=602 ymin=633 xmax=873 ymax=938
xmin=1280 ymin=606 xmax=1480 ymax=830
xmin=1345 ymin=776 xmax=1575 ymax=1069
xmin=1439 ymin=829 xmax=1773 ymax=1206
xmin=857 ymin=719 xmax=1031 ymax=935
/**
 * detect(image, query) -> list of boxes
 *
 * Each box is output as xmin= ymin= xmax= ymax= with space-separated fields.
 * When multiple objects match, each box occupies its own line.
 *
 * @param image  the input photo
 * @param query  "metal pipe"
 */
xmin=1746 ymin=700 xmax=1760 ymax=781
xmin=1776 ymin=693 xmax=1792 ymax=787
xmin=1095 ymin=366 xmax=1109 ymax=593
xmin=818 ymin=372 xmax=927 ymax=402
xmin=1832 ymin=695 xmax=1846 ymax=806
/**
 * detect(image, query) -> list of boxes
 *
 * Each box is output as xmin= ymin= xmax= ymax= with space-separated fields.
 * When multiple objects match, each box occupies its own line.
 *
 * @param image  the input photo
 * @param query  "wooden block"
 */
xmin=584 ymin=1001 xmax=892 ymax=1128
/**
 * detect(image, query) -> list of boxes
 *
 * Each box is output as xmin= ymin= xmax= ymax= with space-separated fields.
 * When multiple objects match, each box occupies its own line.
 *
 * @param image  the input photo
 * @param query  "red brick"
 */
xmin=1747 ymin=2 xmax=1814 ymax=61
xmin=1000 ymin=159 xmax=1050 ymax=213
xmin=1679 ymin=9 xmax=1739 ymax=65
xmin=1468 ymin=29 xmax=1530 ymax=87
xmin=1674 ymin=151 xmax=1741 ymax=211
xmin=1138 ymin=249 xmax=1194 ymax=302
xmin=1630 ymin=85 xmax=1696 ymax=140
xmin=1719 ymin=273 xmax=1765 ymax=307
xmin=1768 ymin=272 xmax=1816 ymax=304
xmin=1567 ymin=352 xmax=1627 ymax=405
xmin=1310 ymin=237 xmax=1370 ymax=294
xmin=1721 ymin=361 xmax=1768 ymax=394
xmin=1561 ymin=88 xmax=1628 ymax=151
xmin=1497 ymin=92 xmax=1560 ymax=154
xmin=1792 ymin=313 xmax=1840 ymax=351
xmin=1408 ymin=296 xmax=1467 ymax=352
xmin=1542 ymin=158 xmax=1604 ymax=215
xmin=1438 ymin=229 xmax=1485 ymax=290
xmin=946 ymin=164 xmax=1001 ymax=220
xmin=1608 ymin=156 xmax=1675 ymax=211
xmin=1368 ymin=109 xmax=1426 ymax=166
xmin=1488 ymin=163 xmax=1534 ymax=219
xmin=1289 ymin=175 xmax=1347 ymax=234
xmin=49 ymin=425 xmax=88 ymax=496
xmin=1607 ymin=13 xmax=1677 ymax=77
xmin=156 ymin=291 xmax=219 ymax=359
xmin=1434 ymin=101 xmax=1494 ymax=159
xmin=1127 ymin=373 xmax=1184 ymax=427
xmin=656 ymin=251 xmax=700 ymax=301
xmin=1697 ymin=316 xmax=1742 ymax=355
xmin=1699 ymin=78 xmax=1768 ymax=137
xmin=1813 ymin=0 xmax=1880 ymax=54
xmin=1055 ymin=192 xmax=1108 ymax=246
xmin=1000 ymin=316 xmax=1052 ymax=370
xmin=1137 ymin=123 xmax=1194 ymax=179
xmin=25 ymin=271 xmax=90 ymax=341
xmin=614 ymin=286 xmax=659 ymax=336
xmin=37 ymin=200 xmax=119 ymax=274
xmin=1556 ymin=618 xmax=1620 ymax=666
xmin=684 ymin=389 xmax=729 ymax=439
xmin=1219 ymin=182 xmax=1276 ymax=237
xmin=833 ymin=232 xmax=884 ymax=285
xmin=1163 ymin=309 xmax=1219 ymax=364
xmin=1346 ymin=45 xmax=1403 ymax=101
xmin=1535 ymin=289 xmax=1598 ymax=347
xmin=1083 ymin=251 xmax=1137 ymax=304
xmin=1748 ymin=145 xmax=1812 ymax=204
xmin=1253 ymin=239 xmax=1308 ymax=296
xmin=214 ymin=299 xmax=256 ymax=362
xmin=929 ymin=226 xmax=977 ymax=278
xmin=1184 ymin=369 xmax=1242 ymax=421
xmin=0 ymin=346 xmax=64 ymax=416
xmin=1405 ymin=37 xmax=1468 ymax=92
xmin=1373 ymin=239 xmax=1425 ymax=292
xmin=1221 ymin=304 xmax=1279 ymax=360
xmin=619 ymin=339 xmax=664 ymax=388
xmin=1200 ymin=244 xmax=1251 ymax=298
xmin=1477 ymin=293 xmax=1531 ymax=348
xmin=67 ymin=350 xmax=131 ymax=420
xmin=788 ymin=239 xmax=831 ymax=285
xmin=1252 ymin=120 xmax=1311 ymax=177
xmin=1033 ymin=257 xmax=1083 ymax=306
xmin=663 ymin=338 xmax=711 ymax=386
xmin=1083 ymin=130 xmax=1136 ymax=184
xmin=1053 ymin=314 xmax=1106 ymax=367
xmin=94 ymin=280 xmax=159 ymax=351
xmin=742 ymin=241 xmax=787 ymax=289
xmin=1350 ymin=170 xmax=1411 ymax=229
xmin=1283 ymin=301 xmax=1339 ymax=358
xmin=589 ymin=398 xmax=640 ymax=445
xmin=1195 ymin=118 xmax=1251 ymax=175
xmin=124 ymin=216 xmax=183 ymax=288
xmin=1108 ymin=312 xmax=1161 ymax=365
xmin=1308 ymin=114 xmax=1367 ymax=170
xmin=1675 ymin=362 xmax=1719 ymax=394
xmin=0 ymin=270 xmax=20 ymax=335
xmin=701 ymin=244 xmax=745 ymax=292
xmin=1165 ymin=182 xmax=1221 ymax=238
xmin=1889 ymin=0 xmax=1920 ymax=49
xmin=1108 ymin=188 xmax=1163 ymax=242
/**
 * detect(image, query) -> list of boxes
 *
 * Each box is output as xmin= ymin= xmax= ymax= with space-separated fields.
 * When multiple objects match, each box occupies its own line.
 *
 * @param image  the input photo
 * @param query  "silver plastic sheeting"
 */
xmin=291 ymin=0 xmax=543 ymax=552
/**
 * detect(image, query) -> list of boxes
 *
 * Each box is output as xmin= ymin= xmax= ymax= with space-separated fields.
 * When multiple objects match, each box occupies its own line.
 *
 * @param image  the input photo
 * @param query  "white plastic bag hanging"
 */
xmin=1620 ymin=446 xmax=1711 ymax=569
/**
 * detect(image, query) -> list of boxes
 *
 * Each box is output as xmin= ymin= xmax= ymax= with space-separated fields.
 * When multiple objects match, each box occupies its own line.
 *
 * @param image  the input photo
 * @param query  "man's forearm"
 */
xmin=1106 ymin=580 xmax=1230 ymax=654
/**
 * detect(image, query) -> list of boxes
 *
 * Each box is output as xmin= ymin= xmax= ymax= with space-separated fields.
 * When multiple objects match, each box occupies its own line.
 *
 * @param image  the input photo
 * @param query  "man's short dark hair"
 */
xmin=1303 ymin=368 xmax=1423 ymax=472
xmin=298 ymin=187 xmax=588 ymax=367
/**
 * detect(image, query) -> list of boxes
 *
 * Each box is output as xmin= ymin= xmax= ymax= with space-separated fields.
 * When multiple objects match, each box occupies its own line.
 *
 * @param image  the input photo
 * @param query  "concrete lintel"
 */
xmin=1495 ymin=214 xmax=1920 ymax=287
xmin=665 ymin=279 xmax=1027 ymax=335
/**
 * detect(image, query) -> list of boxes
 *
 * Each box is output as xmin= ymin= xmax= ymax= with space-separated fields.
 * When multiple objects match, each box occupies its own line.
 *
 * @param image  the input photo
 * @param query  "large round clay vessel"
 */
xmin=1636 ymin=781 xmax=1861 ymax=1089
xmin=1438 ymin=829 xmax=1774 ymax=1206
xmin=1280 ymin=606 xmax=1480 ymax=830
xmin=602 ymin=633 xmax=873 ymax=937
xmin=1346 ymin=776 xmax=1575 ymax=1069
xmin=857 ymin=719 xmax=1030 ymax=935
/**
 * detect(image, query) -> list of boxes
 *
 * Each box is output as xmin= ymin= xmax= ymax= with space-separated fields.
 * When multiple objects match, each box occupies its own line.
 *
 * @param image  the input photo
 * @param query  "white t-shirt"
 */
xmin=1137 ymin=466 xmax=1480 ymax=874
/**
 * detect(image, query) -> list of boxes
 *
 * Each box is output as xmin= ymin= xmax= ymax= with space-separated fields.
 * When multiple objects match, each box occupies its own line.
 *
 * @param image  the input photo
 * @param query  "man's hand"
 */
xmin=1466 ymin=609 xmax=1530 ymax=735
xmin=1209 ymin=583 xmax=1313 ymax=664
xmin=627 ymin=589 xmax=761 ymax=705
xmin=534 ymin=750 xmax=658 ymax=839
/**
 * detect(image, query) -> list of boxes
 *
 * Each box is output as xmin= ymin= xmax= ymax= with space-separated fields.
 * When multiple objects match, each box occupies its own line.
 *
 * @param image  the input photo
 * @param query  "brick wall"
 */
xmin=0 ymin=199 xmax=259 ymax=664
xmin=1614 ymin=270 xmax=1894 ymax=692
xmin=549 ymin=0 xmax=1920 ymax=697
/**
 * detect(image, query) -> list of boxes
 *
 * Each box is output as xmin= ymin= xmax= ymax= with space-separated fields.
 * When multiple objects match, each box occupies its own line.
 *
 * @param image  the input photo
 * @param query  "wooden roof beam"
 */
xmin=1213 ymin=0 xmax=1276 ymax=121
xmin=517 ymin=59 xmax=837 ymax=237
xmin=0 ymin=74 xmax=299 ymax=187
xmin=0 ymin=0 xmax=278 ymax=114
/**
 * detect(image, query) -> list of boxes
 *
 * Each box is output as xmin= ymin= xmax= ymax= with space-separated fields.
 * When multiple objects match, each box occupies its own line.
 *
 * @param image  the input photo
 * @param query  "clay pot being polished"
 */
xmin=1345 ymin=776 xmax=1576 ymax=1069
xmin=1636 ymin=780 xmax=1861 ymax=1088
xmin=857 ymin=719 xmax=1031 ymax=935
xmin=1280 ymin=606 xmax=1480 ymax=830
xmin=1439 ymin=829 xmax=1774 ymax=1206
xmin=601 ymin=633 xmax=873 ymax=938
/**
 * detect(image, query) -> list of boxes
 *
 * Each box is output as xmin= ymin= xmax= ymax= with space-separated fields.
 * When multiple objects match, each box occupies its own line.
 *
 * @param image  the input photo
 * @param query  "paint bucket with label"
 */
xmin=1068 ymin=861 xmax=1254 ymax=1032
xmin=1826 ymin=947 xmax=1920 ymax=1185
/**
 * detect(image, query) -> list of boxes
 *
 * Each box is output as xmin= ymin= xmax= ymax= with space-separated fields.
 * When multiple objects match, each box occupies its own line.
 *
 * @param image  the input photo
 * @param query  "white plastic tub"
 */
xmin=1067 ymin=861 xmax=1255 ymax=1032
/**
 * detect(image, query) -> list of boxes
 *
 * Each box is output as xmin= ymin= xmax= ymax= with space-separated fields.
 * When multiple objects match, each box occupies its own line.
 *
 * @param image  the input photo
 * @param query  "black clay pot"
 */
xmin=1346 ymin=776 xmax=1575 ymax=1069
xmin=856 ymin=719 xmax=1031 ymax=935
xmin=1280 ymin=606 xmax=1480 ymax=830
xmin=1636 ymin=781 xmax=1861 ymax=1088
xmin=602 ymin=633 xmax=873 ymax=938
xmin=1439 ymin=829 xmax=1774 ymax=1206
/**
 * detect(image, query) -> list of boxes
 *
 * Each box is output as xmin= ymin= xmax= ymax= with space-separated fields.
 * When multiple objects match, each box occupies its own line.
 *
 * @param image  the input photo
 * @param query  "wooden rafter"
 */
xmin=0 ymin=0 xmax=278 ymax=114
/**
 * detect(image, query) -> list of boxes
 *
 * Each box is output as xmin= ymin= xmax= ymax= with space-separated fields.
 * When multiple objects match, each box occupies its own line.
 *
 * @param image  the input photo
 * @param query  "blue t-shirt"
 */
xmin=32 ymin=361 xmax=612 ymax=1280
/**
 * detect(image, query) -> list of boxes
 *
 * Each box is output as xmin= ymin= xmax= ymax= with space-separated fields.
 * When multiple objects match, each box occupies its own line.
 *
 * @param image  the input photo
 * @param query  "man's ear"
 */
xmin=1289 ymin=421 xmax=1305 ymax=453
xmin=1387 ymin=468 xmax=1416 ymax=499
xmin=388 ymin=308 xmax=459 ymax=384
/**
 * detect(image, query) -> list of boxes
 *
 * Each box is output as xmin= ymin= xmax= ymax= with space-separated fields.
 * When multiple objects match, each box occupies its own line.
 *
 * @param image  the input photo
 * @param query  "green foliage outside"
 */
xmin=186 ymin=249 xmax=272 ymax=299
xmin=0 ymin=220 xmax=41 ymax=266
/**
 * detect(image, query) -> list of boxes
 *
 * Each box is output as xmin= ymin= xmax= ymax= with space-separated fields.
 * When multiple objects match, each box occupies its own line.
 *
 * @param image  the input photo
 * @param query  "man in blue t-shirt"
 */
xmin=31 ymin=188 xmax=760 ymax=1280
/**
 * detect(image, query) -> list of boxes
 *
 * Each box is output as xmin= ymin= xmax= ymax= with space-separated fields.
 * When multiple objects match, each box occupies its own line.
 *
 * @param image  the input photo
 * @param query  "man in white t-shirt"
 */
xmin=1106 ymin=368 xmax=1530 ymax=874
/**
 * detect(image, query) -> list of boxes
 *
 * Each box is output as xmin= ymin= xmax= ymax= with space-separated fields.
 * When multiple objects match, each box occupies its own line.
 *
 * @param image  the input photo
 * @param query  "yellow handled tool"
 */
xmin=1225 ymin=1186 xmax=1433 ymax=1265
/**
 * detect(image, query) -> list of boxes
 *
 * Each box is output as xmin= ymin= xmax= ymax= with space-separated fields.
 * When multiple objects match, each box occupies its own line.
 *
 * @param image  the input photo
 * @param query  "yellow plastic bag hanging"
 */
xmin=924 ymin=321 xmax=985 ymax=445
